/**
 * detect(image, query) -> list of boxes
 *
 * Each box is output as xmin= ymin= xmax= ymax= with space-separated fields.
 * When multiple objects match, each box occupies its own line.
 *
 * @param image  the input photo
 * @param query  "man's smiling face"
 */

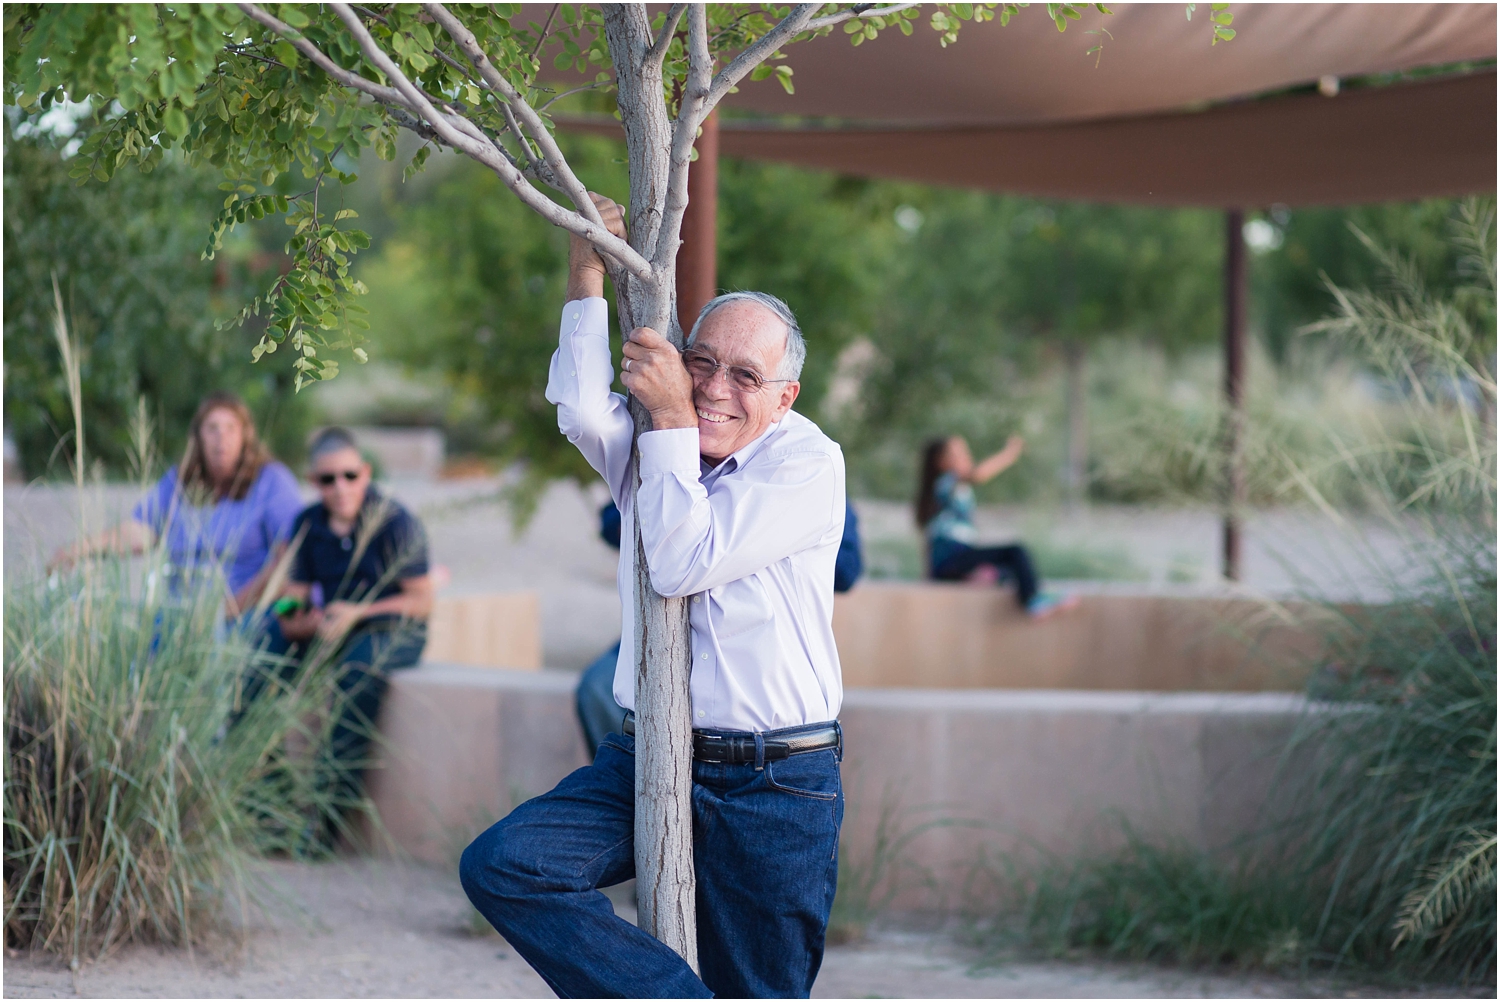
xmin=688 ymin=301 xmax=801 ymax=462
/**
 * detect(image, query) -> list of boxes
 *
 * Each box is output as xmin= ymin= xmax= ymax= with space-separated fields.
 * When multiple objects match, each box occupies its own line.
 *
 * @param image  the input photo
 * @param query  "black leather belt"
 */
xmin=622 ymin=713 xmax=841 ymax=765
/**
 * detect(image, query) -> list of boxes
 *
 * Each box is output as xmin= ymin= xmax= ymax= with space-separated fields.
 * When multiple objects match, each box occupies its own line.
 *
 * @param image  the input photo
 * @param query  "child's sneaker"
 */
xmin=1027 ymin=591 xmax=1081 ymax=620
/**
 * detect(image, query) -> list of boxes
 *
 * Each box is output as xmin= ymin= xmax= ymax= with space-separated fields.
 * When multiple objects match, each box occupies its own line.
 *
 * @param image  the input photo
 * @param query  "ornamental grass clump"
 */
xmin=1001 ymin=200 xmax=1497 ymax=985
xmin=3 ymin=290 xmax=351 ymax=965
xmin=1278 ymin=199 xmax=1496 ymax=982
xmin=3 ymin=557 xmax=344 ymax=962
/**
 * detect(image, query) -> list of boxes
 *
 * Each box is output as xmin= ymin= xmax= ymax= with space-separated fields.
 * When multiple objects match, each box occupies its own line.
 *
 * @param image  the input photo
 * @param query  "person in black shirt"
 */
xmin=268 ymin=426 xmax=433 ymax=822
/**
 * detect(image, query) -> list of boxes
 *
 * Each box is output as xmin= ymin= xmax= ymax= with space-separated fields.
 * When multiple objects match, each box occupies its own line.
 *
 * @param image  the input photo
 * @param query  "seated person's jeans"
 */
xmin=576 ymin=641 xmax=624 ymax=760
xmin=244 ymin=613 xmax=426 ymax=807
xmin=929 ymin=537 xmax=1039 ymax=607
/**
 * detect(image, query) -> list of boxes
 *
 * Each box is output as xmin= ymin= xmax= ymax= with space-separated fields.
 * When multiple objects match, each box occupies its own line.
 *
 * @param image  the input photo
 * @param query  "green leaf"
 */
xmin=162 ymin=106 xmax=189 ymax=139
xmin=280 ymin=6 xmax=311 ymax=28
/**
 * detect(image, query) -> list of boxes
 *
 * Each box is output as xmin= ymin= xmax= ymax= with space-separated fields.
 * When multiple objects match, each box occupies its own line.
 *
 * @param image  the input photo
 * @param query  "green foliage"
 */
xmin=2 ymin=128 xmax=315 ymax=478
xmin=1014 ymin=834 xmax=1312 ymax=968
xmin=356 ymin=137 xmax=628 ymax=481
xmin=1252 ymin=199 xmax=1489 ymax=363
xmin=3 ymin=3 xmax=1023 ymax=388
xmin=996 ymin=210 xmax=1498 ymax=985
xmin=836 ymin=191 xmax=1223 ymax=498
xmin=349 ymin=141 xmax=902 ymax=480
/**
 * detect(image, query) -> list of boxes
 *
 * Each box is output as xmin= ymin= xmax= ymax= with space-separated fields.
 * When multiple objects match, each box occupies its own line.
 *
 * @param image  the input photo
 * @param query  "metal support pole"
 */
xmin=676 ymin=110 xmax=719 ymax=334
xmin=1223 ymin=208 xmax=1247 ymax=582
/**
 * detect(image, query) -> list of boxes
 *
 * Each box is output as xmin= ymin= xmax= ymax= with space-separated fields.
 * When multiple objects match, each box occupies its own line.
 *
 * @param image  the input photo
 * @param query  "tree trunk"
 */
xmin=1064 ymin=340 xmax=1087 ymax=508
xmin=601 ymin=5 xmax=698 ymax=973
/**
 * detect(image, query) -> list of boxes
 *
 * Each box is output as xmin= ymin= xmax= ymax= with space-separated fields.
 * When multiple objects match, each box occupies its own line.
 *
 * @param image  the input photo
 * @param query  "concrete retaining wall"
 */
xmin=367 ymin=665 xmax=1311 ymax=907
xmin=832 ymin=582 xmax=1322 ymax=692
xmin=419 ymin=583 xmax=1324 ymax=688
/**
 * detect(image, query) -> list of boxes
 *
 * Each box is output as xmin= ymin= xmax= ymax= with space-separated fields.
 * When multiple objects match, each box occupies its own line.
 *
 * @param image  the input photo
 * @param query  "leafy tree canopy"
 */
xmin=3 ymin=2 xmax=1227 ymax=393
xmin=3 ymin=126 xmax=315 ymax=478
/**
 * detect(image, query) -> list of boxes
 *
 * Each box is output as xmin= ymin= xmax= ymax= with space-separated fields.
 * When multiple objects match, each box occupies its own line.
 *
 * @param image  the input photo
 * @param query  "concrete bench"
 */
xmin=833 ymin=582 xmax=1320 ymax=691
xmin=366 ymin=665 xmax=1313 ymax=908
xmin=423 ymin=592 xmax=542 ymax=670
xmin=422 ymin=583 xmax=1323 ymax=688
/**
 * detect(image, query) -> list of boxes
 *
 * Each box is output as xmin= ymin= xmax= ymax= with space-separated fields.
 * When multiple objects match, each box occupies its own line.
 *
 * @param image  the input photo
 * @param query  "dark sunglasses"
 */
xmin=682 ymin=348 xmax=790 ymax=393
xmin=314 ymin=470 xmax=362 ymax=486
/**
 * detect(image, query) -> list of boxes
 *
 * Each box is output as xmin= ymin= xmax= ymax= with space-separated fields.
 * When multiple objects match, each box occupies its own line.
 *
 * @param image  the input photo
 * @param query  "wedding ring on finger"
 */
xmin=624 ymin=359 xmax=632 ymax=372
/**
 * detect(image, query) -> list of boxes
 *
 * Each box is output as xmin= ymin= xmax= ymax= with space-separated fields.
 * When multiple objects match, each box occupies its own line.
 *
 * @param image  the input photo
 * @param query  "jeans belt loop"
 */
xmin=753 ymin=731 xmax=766 ymax=771
xmin=834 ymin=720 xmax=844 ymax=763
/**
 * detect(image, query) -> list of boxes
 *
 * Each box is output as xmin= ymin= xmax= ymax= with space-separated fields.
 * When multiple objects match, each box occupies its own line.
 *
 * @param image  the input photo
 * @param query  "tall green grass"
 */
xmin=2 ymin=286 xmax=353 ymax=964
xmin=998 ymin=201 xmax=1497 ymax=984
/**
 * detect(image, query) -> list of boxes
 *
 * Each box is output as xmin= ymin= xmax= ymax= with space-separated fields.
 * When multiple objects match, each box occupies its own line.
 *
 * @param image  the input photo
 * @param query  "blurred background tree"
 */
xmin=3 ymin=118 xmax=315 ymax=478
xmin=5 ymin=112 xmax=1485 ymax=513
xmin=839 ymin=193 xmax=1222 ymax=504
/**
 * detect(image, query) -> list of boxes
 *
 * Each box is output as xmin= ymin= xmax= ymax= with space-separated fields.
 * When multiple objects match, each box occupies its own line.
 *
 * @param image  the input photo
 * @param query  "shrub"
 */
xmin=2 ymin=552 xmax=350 ymax=963
xmin=3 ymin=293 xmax=354 ymax=964
xmin=996 ymin=201 xmax=1497 ymax=985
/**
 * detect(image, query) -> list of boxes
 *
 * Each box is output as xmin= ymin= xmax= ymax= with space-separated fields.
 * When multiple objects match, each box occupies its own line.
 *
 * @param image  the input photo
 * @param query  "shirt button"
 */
xmin=692 ymin=596 xmax=701 ymax=604
xmin=571 ymin=370 xmax=577 ymax=376
xmin=701 ymin=653 xmax=708 ymax=660
xmin=571 ymin=310 xmax=580 ymax=320
xmin=697 ymin=710 xmax=706 ymax=718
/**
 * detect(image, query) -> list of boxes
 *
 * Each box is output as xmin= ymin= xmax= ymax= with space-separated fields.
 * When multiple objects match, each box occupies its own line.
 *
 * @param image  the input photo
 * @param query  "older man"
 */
xmin=460 ymin=197 xmax=847 ymax=999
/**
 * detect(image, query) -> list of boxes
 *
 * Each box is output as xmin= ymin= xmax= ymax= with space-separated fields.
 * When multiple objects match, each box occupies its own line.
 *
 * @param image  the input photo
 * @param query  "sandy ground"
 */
xmin=4 ymin=477 xmax=1418 ymax=670
xmin=3 ymin=859 xmax=1467 ymax=1000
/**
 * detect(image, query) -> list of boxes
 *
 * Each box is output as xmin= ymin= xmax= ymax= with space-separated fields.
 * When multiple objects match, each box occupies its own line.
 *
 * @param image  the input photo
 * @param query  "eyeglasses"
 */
xmin=314 ymin=470 xmax=362 ymax=486
xmin=681 ymin=348 xmax=790 ymax=393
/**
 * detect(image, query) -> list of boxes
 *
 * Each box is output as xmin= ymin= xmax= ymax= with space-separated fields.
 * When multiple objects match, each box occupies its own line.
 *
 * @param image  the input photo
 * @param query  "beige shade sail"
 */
xmin=542 ymin=3 xmax=1496 ymax=205
xmin=718 ymin=2 xmax=1495 ymax=127
xmin=707 ymin=68 xmax=1495 ymax=207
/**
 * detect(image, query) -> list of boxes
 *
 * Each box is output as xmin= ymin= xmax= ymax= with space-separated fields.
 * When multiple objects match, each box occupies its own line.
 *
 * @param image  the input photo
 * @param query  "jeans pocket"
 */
xmin=765 ymin=750 xmax=840 ymax=800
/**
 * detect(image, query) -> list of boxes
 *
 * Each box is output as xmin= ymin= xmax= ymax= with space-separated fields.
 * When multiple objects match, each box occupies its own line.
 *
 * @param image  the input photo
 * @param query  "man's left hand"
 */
xmin=317 ymin=600 xmax=363 ymax=642
xmin=621 ymin=327 xmax=697 ymax=430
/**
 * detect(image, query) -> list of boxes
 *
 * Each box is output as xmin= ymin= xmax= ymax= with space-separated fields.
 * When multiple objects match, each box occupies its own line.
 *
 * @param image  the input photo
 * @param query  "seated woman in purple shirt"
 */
xmin=50 ymin=392 xmax=303 ymax=613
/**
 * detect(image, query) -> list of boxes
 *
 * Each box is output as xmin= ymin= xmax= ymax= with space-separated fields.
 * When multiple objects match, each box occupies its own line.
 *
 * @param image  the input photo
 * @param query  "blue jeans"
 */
xmin=247 ymin=614 xmax=426 ymax=806
xmin=460 ymin=731 xmax=844 ymax=998
xmin=576 ymin=642 xmax=624 ymax=760
xmin=929 ymin=538 xmax=1039 ymax=606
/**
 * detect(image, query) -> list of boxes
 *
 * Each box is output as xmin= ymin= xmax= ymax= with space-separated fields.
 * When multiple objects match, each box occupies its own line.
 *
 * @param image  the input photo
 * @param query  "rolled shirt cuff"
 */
xmin=561 ymin=297 xmax=610 ymax=339
xmin=638 ymin=427 xmax=700 ymax=477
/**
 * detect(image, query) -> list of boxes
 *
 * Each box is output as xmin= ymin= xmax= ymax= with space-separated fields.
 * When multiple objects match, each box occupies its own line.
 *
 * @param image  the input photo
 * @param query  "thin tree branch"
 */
xmin=420 ymin=1 xmax=602 ymax=226
xmin=704 ymin=4 xmax=821 ymax=111
xmin=236 ymin=3 xmax=408 ymax=109
xmin=804 ymin=3 xmax=923 ymax=32
xmin=537 ymin=79 xmax=611 ymax=112
xmin=324 ymin=2 xmax=649 ymax=277
xmin=646 ymin=3 xmax=690 ymax=66
xmin=530 ymin=4 xmax=561 ymax=59
xmin=653 ymin=4 xmax=710 ymax=273
xmin=498 ymin=99 xmax=544 ymax=172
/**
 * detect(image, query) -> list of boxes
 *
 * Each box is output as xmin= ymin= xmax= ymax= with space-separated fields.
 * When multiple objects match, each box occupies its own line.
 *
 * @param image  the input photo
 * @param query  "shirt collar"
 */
xmin=700 ymin=421 xmax=780 ymax=481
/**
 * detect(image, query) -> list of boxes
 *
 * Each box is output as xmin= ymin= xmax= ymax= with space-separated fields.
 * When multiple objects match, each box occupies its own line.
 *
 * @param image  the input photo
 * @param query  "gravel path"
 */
xmin=3 ymin=859 xmax=1461 ymax=1000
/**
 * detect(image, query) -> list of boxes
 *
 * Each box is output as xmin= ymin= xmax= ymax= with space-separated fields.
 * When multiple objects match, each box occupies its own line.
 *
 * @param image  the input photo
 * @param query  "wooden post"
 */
xmin=1223 ymin=208 xmax=1247 ymax=582
xmin=1064 ymin=339 xmax=1087 ymax=508
xmin=676 ymin=110 xmax=719 ymax=334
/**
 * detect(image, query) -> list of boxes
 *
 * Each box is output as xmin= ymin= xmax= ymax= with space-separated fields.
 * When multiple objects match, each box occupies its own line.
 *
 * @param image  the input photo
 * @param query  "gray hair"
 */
xmin=307 ymin=425 xmax=360 ymax=463
xmin=686 ymin=291 xmax=806 ymax=381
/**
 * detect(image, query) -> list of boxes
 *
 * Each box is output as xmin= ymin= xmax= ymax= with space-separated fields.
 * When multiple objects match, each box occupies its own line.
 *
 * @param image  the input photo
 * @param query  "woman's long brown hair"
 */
xmin=914 ymin=437 xmax=953 ymax=530
xmin=178 ymin=392 xmax=272 ymax=502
